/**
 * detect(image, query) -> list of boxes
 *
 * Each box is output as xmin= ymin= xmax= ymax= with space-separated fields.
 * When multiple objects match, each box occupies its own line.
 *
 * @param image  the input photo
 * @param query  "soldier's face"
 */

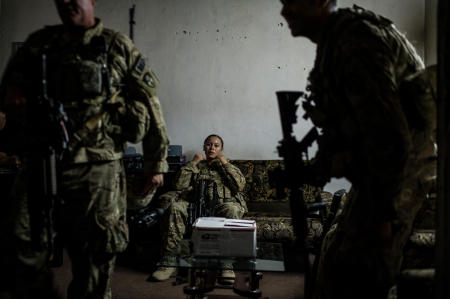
xmin=203 ymin=137 xmax=223 ymax=160
xmin=55 ymin=0 xmax=98 ymax=29
xmin=280 ymin=0 xmax=322 ymax=37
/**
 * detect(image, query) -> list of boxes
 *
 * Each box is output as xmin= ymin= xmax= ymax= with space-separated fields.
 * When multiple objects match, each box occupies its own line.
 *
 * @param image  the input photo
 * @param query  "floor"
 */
xmin=52 ymin=250 xmax=305 ymax=299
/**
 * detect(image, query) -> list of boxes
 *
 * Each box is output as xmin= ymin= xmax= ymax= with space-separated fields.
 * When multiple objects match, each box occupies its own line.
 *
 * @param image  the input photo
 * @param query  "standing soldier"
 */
xmin=0 ymin=0 xmax=169 ymax=298
xmin=279 ymin=0 xmax=436 ymax=298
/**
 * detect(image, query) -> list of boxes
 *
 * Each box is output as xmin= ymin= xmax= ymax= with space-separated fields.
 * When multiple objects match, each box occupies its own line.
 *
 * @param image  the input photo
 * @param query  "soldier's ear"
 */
xmin=92 ymin=0 xmax=99 ymax=7
xmin=319 ymin=0 xmax=335 ymax=9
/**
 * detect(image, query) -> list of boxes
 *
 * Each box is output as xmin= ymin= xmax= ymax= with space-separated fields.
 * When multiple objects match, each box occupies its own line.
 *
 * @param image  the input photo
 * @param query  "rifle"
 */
xmin=27 ymin=53 xmax=69 ymax=267
xmin=274 ymin=91 xmax=319 ymax=242
xmin=129 ymin=4 xmax=136 ymax=42
xmin=188 ymin=179 xmax=218 ymax=225
xmin=274 ymin=91 xmax=321 ymax=298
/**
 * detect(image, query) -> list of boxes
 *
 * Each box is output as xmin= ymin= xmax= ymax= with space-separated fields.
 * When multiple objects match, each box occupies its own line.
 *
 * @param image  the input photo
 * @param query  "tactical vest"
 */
xmin=42 ymin=27 xmax=119 ymax=132
xmin=25 ymin=22 xmax=158 ymax=162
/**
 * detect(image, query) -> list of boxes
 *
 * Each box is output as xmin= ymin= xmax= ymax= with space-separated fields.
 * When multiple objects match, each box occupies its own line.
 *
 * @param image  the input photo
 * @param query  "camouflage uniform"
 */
xmin=160 ymin=159 xmax=247 ymax=256
xmin=305 ymin=6 xmax=436 ymax=299
xmin=1 ymin=19 xmax=169 ymax=299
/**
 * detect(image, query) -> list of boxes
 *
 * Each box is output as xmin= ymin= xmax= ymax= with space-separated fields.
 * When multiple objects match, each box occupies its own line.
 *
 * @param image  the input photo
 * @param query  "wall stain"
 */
xmin=175 ymin=28 xmax=250 ymax=42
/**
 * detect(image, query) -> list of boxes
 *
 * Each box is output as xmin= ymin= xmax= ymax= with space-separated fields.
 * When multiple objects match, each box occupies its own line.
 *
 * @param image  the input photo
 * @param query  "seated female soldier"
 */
xmin=151 ymin=134 xmax=247 ymax=283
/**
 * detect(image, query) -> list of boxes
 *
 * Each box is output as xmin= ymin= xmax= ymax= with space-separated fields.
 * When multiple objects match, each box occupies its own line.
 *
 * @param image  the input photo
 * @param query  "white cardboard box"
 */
xmin=192 ymin=217 xmax=257 ymax=257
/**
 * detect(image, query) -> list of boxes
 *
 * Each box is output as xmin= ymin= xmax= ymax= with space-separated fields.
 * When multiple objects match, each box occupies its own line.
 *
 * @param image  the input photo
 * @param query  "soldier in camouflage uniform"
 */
xmin=280 ymin=1 xmax=436 ymax=298
xmin=0 ymin=0 xmax=169 ymax=298
xmin=151 ymin=135 xmax=247 ymax=283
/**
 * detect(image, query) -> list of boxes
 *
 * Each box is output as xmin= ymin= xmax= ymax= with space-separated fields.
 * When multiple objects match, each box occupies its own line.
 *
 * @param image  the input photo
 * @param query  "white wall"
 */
xmin=425 ymin=0 xmax=438 ymax=65
xmin=0 ymin=0 xmax=427 ymax=193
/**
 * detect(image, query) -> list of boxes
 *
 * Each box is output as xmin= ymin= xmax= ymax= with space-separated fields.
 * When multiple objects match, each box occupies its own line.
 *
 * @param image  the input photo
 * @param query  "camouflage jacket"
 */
xmin=174 ymin=159 xmax=247 ymax=210
xmin=305 ymin=6 xmax=429 ymax=221
xmin=1 ymin=19 xmax=169 ymax=173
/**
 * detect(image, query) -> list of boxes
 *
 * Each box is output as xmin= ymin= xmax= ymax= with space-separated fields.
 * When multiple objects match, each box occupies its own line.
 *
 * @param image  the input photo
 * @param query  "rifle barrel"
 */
xmin=41 ymin=54 xmax=48 ymax=100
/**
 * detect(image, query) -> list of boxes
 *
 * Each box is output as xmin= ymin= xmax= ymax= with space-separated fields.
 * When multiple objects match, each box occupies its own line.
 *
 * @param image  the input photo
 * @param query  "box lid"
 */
xmin=193 ymin=217 xmax=255 ymax=231
xmin=224 ymin=219 xmax=256 ymax=230
xmin=193 ymin=217 xmax=226 ymax=229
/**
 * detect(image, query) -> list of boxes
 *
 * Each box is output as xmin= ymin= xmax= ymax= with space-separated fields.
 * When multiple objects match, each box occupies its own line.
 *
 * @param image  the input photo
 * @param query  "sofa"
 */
xmin=123 ymin=155 xmax=337 ymax=271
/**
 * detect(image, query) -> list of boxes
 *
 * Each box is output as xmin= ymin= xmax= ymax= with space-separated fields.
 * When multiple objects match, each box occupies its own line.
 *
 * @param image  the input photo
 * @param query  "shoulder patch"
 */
xmin=135 ymin=56 xmax=146 ymax=75
xmin=143 ymin=72 xmax=155 ymax=88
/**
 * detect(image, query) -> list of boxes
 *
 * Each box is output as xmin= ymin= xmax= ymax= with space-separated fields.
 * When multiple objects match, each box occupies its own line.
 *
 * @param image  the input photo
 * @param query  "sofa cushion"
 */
xmin=244 ymin=215 xmax=323 ymax=246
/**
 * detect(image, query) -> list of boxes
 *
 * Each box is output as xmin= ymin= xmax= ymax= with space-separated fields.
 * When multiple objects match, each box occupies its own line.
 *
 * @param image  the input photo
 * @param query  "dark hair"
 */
xmin=204 ymin=134 xmax=224 ymax=149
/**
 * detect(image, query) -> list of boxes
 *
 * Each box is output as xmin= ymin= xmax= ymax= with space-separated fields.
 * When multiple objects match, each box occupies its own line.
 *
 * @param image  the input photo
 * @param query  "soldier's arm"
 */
xmin=0 ymin=33 xmax=40 ymax=157
xmin=173 ymin=161 xmax=199 ymax=191
xmin=1 ymin=38 xmax=31 ymax=122
xmin=213 ymin=158 xmax=246 ymax=193
xmin=118 ymin=34 xmax=170 ymax=176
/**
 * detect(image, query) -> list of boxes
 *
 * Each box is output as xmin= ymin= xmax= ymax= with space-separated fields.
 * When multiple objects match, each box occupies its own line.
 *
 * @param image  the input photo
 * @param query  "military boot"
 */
xmin=217 ymin=269 xmax=235 ymax=285
xmin=151 ymin=267 xmax=176 ymax=281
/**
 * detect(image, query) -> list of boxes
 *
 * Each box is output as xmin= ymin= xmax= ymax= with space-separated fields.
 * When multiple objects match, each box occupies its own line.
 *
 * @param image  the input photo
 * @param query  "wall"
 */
xmin=0 ymin=0 xmax=426 ymax=193
xmin=425 ymin=0 xmax=438 ymax=66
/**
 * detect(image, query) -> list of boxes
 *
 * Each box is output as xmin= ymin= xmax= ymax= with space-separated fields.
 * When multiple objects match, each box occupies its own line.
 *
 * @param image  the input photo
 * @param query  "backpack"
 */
xmin=400 ymin=65 xmax=437 ymax=134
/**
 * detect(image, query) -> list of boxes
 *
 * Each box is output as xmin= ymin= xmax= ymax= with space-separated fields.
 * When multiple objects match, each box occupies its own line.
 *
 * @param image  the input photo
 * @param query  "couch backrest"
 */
xmin=230 ymin=160 xmax=331 ymax=216
xmin=230 ymin=160 xmax=324 ymax=201
xmin=230 ymin=160 xmax=287 ymax=202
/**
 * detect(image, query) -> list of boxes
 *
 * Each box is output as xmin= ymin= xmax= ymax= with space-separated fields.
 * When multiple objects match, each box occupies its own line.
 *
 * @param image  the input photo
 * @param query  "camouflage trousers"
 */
xmin=160 ymin=194 xmax=246 ymax=256
xmin=313 ymin=174 xmax=433 ymax=299
xmin=1 ymin=159 xmax=128 ymax=299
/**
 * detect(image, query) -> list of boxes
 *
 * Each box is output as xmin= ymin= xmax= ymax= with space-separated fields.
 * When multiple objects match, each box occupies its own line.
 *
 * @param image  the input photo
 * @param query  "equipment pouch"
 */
xmin=51 ymin=60 xmax=103 ymax=100
xmin=78 ymin=61 xmax=103 ymax=96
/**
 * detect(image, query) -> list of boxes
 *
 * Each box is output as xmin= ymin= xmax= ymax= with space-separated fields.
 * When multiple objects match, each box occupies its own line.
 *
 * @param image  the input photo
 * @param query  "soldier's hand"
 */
xmin=0 ymin=112 xmax=5 ymax=130
xmin=217 ymin=154 xmax=228 ymax=165
xmin=0 ymin=152 xmax=21 ymax=167
xmin=193 ymin=153 xmax=206 ymax=164
xmin=141 ymin=172 xmax=164 ymax=196
xmin=4 ymin=85 xmax=27 ymax=122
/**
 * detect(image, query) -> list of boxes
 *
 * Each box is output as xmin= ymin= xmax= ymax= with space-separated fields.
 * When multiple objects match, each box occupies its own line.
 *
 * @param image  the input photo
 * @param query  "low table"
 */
xmin=158 ymin=242 xmax=285 ymax=299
